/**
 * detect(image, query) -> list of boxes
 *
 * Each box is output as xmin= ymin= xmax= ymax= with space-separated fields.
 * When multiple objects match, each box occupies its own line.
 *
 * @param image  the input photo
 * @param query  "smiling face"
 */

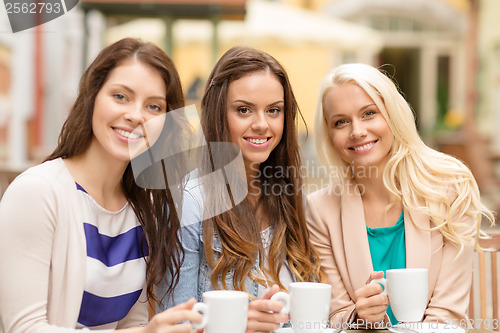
xmin=226 ymin=70 xmax=285 ymax=169
xmin=323 ymin=83 xmax=393 ymax=174
xmin=90 ymin=59 xmax=167 ymax=164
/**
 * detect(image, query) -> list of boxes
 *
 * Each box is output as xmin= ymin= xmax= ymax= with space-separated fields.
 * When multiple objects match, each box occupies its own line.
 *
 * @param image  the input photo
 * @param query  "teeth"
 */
xmin=115 ymin=128 xmax=141 ymax=140
xmin=353 ymin=142 xmax=374 ymax=151
xmin=247 ymin=138 xmax=267 ymax=144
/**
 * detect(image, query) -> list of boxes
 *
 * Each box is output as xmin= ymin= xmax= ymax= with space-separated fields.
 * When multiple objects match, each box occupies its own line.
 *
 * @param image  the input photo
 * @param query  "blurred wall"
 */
xmin=478 ymin=0 xmax=500 ymax=154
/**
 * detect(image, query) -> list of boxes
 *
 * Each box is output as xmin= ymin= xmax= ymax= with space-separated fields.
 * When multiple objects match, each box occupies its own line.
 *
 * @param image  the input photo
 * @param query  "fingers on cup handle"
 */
xmin=191 ymin=302 xmax=209 ymax=329
xmin=370 ymin=278 xmax=387 ymax=296
xmin=270 ymin=292 xmax=290 ymax=314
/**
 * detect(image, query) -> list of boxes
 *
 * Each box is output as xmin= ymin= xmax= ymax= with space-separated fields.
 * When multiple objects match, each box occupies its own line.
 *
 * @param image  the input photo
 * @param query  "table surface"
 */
xmin=347 ymin=330 xmax=493 ymax=333
xmin=275 ymin=327 xmax=496 ymax=333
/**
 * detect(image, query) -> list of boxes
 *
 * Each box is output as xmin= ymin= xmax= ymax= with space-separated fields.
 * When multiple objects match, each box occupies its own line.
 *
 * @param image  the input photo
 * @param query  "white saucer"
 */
xmin=274 ymin=328 xmax=337 ymax=333
xmin=390 ymin=322 xmax=465 ymax=333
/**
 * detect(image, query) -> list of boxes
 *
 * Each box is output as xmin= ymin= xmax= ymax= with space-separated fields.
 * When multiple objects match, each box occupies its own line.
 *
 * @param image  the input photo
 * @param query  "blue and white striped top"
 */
xmin=75 ymin=183 xmax=148 ymax=330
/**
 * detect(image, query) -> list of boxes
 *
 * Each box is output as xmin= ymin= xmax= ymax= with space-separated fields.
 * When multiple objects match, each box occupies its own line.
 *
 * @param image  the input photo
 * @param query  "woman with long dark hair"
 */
xmin=158 ymin=46 xmax=325 ymax=333
xmin=0 ymin=38 xmax=201 ymax=332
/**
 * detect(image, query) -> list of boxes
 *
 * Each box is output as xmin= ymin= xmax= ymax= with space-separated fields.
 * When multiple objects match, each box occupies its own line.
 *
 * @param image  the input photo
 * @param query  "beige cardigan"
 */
xmin=0 ymin=158 xmax=147 ymax=333
xmin=305 ymin=180 xmax=474 ymax=326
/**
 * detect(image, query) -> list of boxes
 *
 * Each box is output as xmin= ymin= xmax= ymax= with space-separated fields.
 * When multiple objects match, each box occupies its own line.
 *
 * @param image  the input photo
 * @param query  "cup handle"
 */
xmin=370 ymin=278 xmax=387 ymax=296
xmin=270 ymin=291 xmax=290 ymax=314
xmin=191 ymin=302 xmax=209 ymax=329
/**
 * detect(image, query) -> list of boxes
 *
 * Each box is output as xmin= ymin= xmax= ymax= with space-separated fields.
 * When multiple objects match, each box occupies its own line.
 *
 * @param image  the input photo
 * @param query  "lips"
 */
xmin=113 ymin=127 xmax=143 ymax=140
xmin=349 ymin=140 xmax=377 ymax=151
xmin=245 ymin=137 xmax=270 ymax=144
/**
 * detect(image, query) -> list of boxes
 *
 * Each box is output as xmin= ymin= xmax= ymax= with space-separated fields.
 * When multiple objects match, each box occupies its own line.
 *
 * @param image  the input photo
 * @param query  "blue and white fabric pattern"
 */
xmin=75 ymin=183 xmax=147 ymax=330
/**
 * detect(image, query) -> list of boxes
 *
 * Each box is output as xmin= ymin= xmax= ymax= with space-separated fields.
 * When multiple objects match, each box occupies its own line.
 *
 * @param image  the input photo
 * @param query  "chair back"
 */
xmin=469 ymin=231 xmax=500 ymax=330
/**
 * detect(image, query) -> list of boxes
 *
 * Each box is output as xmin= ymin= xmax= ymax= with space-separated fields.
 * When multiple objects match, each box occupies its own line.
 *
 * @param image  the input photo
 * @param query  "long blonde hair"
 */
xmin=314 ymin=63 xmax=494 ymax=249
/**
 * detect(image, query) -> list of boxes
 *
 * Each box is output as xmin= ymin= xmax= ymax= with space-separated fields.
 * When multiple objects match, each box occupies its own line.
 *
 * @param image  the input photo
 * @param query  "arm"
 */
xmin=119 ymin=299 xmax=202 ymax=333
xmin=0 ymin=173 xmax=94 ymax=333
xmin=423 ymin=221 xmax=474 ymax=324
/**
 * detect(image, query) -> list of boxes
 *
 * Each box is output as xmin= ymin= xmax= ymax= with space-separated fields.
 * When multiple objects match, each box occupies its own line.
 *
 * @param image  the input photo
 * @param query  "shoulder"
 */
xmin=184 ymin=174 xmax=204 ymax=197
xmin=0 ymin=158 xmax=75 ymax=230
xmin=3 ymin=158 xmax=73 ymax=199
xmin=180 ymin=170 xmax=205 ymax=227
xmin=305 ymin=185 xmax=343 ymax=228
xmin=306 ymin=184 xmax=342 ymax=207
xmin=182 ymin=171 xmax=204 ymax=209
xmin=428 ymin=181 xmax=464 ymax=208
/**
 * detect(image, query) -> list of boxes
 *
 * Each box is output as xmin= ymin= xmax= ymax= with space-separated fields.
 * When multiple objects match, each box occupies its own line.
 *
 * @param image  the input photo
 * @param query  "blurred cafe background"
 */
xmin=1 ymin=0 xmax=500 ymax=224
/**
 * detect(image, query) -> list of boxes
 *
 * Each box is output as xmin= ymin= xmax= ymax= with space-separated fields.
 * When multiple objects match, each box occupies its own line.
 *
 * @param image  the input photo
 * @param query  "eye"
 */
xmin=334 ymin=119 xmax=348 ymax=127
xmin=237 ymin=106 xmax=251 ymax=115
xmin=363 ymin=110 xmax=377 ymax=118
xmin=267 ymin=107 xmax=281 ymax=115
xmin=148 ymin=104 xmax=163 ymax=113
xmin=114 ymin=93 xmax=126 ymax=102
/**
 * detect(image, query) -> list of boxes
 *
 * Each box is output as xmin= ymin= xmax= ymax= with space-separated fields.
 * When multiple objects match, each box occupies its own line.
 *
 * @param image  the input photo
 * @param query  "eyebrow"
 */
xmin=231 ymin=99 xmax=284 ymax=107
xmin=360 ymin=103 xmax=376 ymax=111
xmin=110 ymin=83 xmax=166 ymax=101
xmin=329 ymin=103 xmax=377 ymax=120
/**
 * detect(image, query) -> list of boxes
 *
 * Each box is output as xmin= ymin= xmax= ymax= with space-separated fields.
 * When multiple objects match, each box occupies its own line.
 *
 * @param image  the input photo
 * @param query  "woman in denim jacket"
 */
xmin=156 ymin=46 xmax=325 ymax=332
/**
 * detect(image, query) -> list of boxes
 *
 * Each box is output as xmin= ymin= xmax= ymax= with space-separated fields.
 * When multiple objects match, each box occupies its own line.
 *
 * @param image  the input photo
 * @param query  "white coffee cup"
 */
xmin=271 ymin=282 xmax=331 ymax=333
xmin=371 ymin=268 xmax=428 ymax=323
xmin=192 ymin=290 xmax=249 ymax=333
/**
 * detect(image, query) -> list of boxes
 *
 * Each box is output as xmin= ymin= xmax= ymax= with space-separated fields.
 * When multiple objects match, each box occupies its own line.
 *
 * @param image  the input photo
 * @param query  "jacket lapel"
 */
xmin=340 ymin=180 xmax=431 ymax=298
xmin=342 ymin=180 xmax=374 ymax=293
xmin=405 ymin=209 xmax=431 ymax=270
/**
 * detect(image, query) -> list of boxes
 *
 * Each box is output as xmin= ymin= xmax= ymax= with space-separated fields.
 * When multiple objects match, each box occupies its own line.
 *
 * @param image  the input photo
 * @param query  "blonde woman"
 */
xmin=306 ymin=63 xmax=494 ymax=327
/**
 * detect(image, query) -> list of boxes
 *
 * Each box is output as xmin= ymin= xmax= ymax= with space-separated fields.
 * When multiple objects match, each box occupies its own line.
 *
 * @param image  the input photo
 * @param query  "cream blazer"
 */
xmin=305 ymin=180 xmax=474 ymax=326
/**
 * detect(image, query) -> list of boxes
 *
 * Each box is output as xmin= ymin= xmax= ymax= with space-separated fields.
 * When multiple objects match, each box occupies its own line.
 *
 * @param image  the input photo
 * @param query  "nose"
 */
xmin=350 ymin=120 xmax=367 ymax=139
xmin=251 ymin=111 xmax=269 ymax=133
xmin=124 ymin=103 xmax=144 ymax=125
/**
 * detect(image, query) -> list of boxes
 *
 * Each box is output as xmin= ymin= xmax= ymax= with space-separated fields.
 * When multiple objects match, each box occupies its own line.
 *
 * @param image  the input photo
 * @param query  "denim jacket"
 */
xmin=156 ymin=177 xmax=295 ymax=311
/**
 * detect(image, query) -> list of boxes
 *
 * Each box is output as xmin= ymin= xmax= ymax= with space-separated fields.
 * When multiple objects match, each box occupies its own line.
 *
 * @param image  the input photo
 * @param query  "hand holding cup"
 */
xmin=370 ymin=268 xmax=428 ymax=323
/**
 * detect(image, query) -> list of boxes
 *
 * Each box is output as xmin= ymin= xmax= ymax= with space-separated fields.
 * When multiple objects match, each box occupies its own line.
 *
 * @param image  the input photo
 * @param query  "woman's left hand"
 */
xmin=354 ymin=271 xmax=388 ymax=324
xmin=246 ymin=285 xmax=289 ymax=333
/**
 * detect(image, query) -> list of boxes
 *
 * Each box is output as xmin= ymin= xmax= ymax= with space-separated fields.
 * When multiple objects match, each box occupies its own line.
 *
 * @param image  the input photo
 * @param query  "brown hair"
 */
xmin=200 ymin=46 xmax=324 ymax=292
xmin=46 ymin=37 xmax=185 ymax=304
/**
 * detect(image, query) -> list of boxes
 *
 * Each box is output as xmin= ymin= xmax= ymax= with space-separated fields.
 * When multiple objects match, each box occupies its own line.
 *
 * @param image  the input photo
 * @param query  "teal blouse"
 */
xmin=366 ymin=210 xmax=406 ymax=325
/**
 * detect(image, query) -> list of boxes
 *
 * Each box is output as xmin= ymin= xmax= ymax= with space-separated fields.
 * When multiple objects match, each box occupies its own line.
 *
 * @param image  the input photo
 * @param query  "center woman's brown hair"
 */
xmin=200 ymin=46 xmax=325 ymax=292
